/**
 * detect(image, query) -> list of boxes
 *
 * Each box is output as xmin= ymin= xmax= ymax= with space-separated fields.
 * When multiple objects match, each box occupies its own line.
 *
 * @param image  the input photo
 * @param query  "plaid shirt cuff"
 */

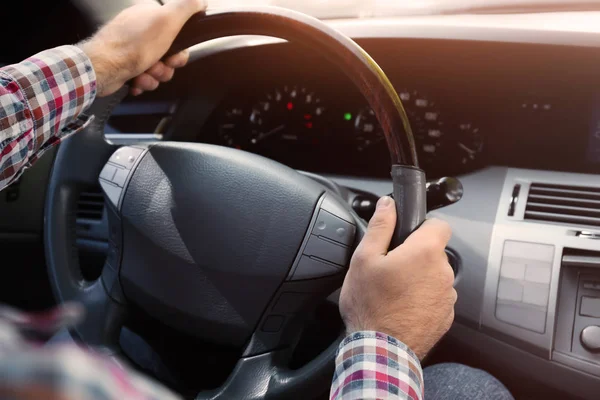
xmin=0 ymin=45 xmax=96 ymax=189
xmin=330 ymin=331 xmax=424 ymax=400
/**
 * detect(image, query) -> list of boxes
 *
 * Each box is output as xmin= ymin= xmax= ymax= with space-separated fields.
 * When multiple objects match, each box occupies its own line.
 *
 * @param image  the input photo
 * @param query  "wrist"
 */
xmin=78 ymin=39 xmax=122 ymax=97
xmin=345 ymin=321 xmax=427 ymax=360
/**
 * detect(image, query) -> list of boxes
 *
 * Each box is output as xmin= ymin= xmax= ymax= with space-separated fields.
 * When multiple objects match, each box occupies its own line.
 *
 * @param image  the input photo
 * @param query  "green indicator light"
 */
xmin=344 ymin=112 xmax=352 ymax=121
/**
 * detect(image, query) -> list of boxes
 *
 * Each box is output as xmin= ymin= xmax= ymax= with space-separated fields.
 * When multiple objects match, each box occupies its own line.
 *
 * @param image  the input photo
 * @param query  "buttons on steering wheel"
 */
xmin=99 ymin=146 xmax=147 ymax=209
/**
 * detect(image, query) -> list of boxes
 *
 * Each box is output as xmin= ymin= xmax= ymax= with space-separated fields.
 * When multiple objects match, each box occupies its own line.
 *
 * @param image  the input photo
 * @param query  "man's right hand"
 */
xmin=339 ymin=195 xmax=456 ymax=360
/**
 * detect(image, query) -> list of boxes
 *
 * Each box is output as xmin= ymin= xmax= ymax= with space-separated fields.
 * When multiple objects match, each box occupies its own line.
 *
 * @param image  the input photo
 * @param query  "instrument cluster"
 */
xmin=200 ymin=84 xmax=485 ymax=178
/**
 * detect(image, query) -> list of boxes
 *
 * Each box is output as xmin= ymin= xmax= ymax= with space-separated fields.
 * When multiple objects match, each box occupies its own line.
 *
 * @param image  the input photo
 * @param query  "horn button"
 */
xmin=99 ymin=144 xmax=356 ymax=348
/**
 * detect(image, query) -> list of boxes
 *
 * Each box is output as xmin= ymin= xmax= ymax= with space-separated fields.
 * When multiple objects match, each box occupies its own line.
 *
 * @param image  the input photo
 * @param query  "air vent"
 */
xmin=76 ymin=188 xmax=105 ymax=221
xmin=524 ymin=183 xmax=600 ymax=227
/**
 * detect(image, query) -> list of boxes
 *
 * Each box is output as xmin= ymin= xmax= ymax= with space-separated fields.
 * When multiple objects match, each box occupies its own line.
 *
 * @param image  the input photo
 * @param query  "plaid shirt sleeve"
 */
xmin=0 ymin=45 xmax=96 ymax=190
xmin=330 ymin=331 xmax=424 ymax=400
xmin=0 ymin=303 xmax=182 ymax=400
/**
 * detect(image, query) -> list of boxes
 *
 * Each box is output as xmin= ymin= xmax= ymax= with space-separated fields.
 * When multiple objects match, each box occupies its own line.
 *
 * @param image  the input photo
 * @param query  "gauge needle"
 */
xmin=255 ymin=124 xmax=286 ymax=143
xmin=458 ymin=142 xmax=476 ymax=155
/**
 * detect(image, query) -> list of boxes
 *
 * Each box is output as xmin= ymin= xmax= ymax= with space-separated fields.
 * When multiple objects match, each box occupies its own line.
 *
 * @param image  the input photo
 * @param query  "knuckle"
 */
xmin=450 ymin=288 xmax=458 ymax=304
xmin=432 ymin=217 xmax=452 ymax=233
xmin=440 ymin=262 xmax=456 ymax=287
xmin=421 ymin=236 xmax=445 ymax=254
xmin=154 ymin=10 xmax=170 ymax=26
xmin=430 ymin=218 xmax=452 ymax=242
xmin=368 ymin=214 xmax=388 ymax=230
xmin=350 ymin=247 xmax=370 ymax=266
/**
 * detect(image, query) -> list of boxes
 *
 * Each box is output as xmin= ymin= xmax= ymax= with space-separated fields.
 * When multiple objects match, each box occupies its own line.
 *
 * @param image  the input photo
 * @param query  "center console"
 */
xmin=555 ymin=253 xmax=600 ymax=375
xmin=483 ymin=168 xmax=600 ymax=368
xmin=329 ymin=166 xmax=600 ymax=399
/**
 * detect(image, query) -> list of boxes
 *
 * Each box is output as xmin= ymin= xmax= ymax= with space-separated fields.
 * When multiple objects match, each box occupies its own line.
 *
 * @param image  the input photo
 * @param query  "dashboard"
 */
xmin=191 ymin=40 xmax=600 ymax=179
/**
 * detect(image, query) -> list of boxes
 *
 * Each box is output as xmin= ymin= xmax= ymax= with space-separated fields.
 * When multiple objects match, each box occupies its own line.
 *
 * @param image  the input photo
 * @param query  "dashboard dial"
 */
xmin=354 ymin=107 xmax=385 ymax=151
xmin=397 ymin=89 xmax=445 ymax=166
xmin=353 ymin=89 xmax=446 ymax=166
xmin=352 ymin=89 xmax=484 ymax=173
xmin=248 ymin=85 xmax=325 ymax=149
xmin=456 ymin=122 xmax=483 ymax=166
xmin=218 ymin=107 xmax=245 ymax=148
xmin=216 ymin=85 xmax=325 ymax=151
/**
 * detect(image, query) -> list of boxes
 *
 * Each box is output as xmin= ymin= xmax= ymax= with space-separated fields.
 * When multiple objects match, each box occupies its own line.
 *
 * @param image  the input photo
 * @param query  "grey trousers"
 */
xmin=424 ymin=363 xmax=514 ymax=400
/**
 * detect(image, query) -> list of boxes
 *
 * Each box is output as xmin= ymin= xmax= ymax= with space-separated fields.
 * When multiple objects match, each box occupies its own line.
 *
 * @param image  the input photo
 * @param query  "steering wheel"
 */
xmin=45 ymin=7 xmax=427 ymax=399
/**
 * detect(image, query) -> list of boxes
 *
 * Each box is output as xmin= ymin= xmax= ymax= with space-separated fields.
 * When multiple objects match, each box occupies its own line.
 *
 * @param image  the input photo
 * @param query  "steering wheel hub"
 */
xmin=103 ymin=142 xmax=338 ymax=346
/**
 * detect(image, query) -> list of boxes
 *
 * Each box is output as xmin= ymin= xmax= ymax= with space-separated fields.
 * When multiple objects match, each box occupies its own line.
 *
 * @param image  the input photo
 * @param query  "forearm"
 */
xmin=0 ymin=45 xmax=96 ymax=190
xmin=330 ymin=331 xmax=424 ymax=400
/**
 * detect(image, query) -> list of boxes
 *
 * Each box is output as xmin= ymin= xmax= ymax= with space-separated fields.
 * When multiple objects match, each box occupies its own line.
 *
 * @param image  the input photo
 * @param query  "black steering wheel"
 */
xmin=44 ymin=7 xmax=426 ymax=399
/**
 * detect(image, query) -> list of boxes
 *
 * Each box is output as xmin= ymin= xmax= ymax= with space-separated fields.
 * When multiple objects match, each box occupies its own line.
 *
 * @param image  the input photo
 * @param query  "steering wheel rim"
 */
xmin=45 ymin=6 xmax=424 ymax=399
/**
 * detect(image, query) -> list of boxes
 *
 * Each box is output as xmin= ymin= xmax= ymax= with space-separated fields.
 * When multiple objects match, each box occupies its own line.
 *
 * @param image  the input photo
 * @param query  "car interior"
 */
xmin=2 ymin=0 xmax=600 ymax=399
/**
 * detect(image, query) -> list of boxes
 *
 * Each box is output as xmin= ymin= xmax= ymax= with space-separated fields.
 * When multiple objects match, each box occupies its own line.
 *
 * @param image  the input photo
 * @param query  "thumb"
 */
xmin=163 ymin=0 xmax=207 ymax=27
xmin=357 ymin=196 xmax=397 ymax=258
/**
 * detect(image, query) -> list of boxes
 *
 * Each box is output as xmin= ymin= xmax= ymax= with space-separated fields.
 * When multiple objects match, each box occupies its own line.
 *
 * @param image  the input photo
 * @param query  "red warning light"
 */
xmin=304 ymin=114 xmax=312 ymax=120
xmin=287 ymin=102 xmax=294 ymax=111
xmin=305 ymin=122 xmax=313 ymax=129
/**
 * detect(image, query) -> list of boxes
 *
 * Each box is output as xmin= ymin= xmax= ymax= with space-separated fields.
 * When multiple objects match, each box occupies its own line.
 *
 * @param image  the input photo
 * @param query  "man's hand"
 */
xmin=339 ymin=196 xmax=456 ymax=359
xmin=79 ymin=0 xmax=207 ymax=97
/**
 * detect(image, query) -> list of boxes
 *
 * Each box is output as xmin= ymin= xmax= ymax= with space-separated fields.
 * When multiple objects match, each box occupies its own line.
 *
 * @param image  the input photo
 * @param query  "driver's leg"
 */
xmin=424 ymin=363 xmax=514 ymax=400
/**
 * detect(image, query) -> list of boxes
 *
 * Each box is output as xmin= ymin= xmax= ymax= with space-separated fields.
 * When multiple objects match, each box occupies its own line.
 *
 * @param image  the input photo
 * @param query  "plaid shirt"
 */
xmin=330 ymin=332 xmax=424 ymax=400
xmin=0 ymin=45 xmax=95 ymax=190
xmin=0 ymin=46 xmax=424 ymax=399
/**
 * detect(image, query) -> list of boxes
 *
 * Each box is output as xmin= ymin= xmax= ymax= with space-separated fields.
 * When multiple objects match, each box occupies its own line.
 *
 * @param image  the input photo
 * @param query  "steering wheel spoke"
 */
xmin=196 ymin=192 xmax=367 ymax=399
xmin=243 ymin=273 xmax=346 ymax=357
xmin=197 ymin=330 xmax=345 ymax=400
xmin=72 ymin=278 xmax=128 ymax=353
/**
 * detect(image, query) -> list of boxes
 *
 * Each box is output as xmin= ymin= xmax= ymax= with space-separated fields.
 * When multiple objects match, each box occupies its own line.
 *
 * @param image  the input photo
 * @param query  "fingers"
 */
xmin=402 ymin=218 xmax=452 ymax=252
xmin=146 ymin=61 xmax=175 ymax=82
xmin=357 ymin=196 xmax=397 ymax=258
xmin=131 ymin=73 xmax=159 ymax=96
xmin=164 ymin=50 xmax=190 ymax=68
xmin=131 ymin=57 xmax=183 ymax=95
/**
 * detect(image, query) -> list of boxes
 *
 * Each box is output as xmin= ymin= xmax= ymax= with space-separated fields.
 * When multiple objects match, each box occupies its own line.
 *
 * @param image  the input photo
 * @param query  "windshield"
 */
xmin=209 ymin=0 xmax=600 ymax=17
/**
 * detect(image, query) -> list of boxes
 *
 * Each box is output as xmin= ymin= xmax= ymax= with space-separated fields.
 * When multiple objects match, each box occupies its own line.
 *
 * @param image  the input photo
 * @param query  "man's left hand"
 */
xmin=79 ymin=0 xmax=207 ymax=97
